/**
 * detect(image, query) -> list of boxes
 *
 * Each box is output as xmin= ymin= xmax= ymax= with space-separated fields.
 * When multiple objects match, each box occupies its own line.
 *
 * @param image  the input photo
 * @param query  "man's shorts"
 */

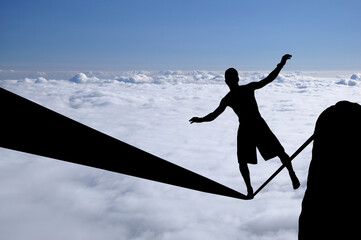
xmin=237 ymin=118 xmax=285 ymax=164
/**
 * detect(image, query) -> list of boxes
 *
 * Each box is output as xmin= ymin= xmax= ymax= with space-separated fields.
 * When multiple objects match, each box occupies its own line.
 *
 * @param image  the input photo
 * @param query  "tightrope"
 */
xmin=254 ymin=134 xmax=315 ymax=196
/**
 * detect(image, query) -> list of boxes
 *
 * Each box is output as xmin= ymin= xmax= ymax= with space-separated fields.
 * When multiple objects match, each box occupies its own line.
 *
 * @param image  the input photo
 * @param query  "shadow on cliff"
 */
xmin=299 ymin=101 xmax=361 ymax=239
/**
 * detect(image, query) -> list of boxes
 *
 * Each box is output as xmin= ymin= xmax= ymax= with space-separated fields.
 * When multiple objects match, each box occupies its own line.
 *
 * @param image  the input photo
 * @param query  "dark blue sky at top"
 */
xmin=1 ymin=0 xmax=360 ymax=71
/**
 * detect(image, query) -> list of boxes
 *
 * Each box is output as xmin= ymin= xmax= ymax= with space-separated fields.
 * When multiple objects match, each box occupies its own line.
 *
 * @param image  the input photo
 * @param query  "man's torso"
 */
xmin=221 ymin=84 xmax=262 ymax=124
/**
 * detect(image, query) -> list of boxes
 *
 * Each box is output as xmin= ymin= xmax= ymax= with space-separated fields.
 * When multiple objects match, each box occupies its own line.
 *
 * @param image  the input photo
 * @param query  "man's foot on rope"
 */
xmin=247 ymin=186 xmax=254 ymax=199
xmin=290 ymin=171 xmax=300 ymax=190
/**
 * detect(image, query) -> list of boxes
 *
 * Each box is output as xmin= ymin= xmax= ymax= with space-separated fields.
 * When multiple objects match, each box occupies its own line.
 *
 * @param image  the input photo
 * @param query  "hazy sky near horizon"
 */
xmin=1 ymin=0 xmax=361 ymax=71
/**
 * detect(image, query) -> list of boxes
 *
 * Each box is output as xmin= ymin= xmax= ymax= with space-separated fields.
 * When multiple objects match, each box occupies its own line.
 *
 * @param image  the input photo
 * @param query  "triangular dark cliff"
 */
xmin=0 ymin=87 xmax=246 ymax=199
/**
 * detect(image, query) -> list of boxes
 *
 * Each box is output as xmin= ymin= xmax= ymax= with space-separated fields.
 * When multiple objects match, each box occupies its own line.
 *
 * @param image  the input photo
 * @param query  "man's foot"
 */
xmin=247 ymin=186 xmax=254 ymax=199
xmin=290 ymin=171 xmax=300 ymax=190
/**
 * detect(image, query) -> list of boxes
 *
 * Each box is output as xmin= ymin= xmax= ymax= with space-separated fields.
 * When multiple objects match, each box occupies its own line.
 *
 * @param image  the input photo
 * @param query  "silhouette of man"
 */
xmin=190 ymin=54 xmax=300 ymax=199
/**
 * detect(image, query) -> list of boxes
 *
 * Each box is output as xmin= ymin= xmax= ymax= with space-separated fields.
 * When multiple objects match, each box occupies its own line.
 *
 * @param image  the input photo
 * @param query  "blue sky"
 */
xmin=1 ymin=0 xmax=360 ymax=71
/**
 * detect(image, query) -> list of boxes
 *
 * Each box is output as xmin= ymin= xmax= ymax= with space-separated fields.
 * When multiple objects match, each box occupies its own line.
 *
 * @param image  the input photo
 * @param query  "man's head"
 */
xmin=225 ymin=68 xmax=239 ymax=89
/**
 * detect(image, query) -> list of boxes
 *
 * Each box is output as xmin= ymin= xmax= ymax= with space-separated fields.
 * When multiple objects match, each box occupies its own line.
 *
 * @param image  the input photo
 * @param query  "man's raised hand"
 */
xmin=280 ymin=54 xmax=292 ymax=65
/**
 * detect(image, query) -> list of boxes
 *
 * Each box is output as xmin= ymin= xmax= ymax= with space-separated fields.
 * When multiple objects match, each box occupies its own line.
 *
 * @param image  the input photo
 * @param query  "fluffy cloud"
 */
xmin=1 ymin=71 xmax=360 ymax=240
xmin=350 ymin=73 xmax=361 ymax=80
xmin=70 ymin=73 xmax=99 ymax=83
xmin=116 ymin=73 xmax=154 ymax=84
xmin=35 ymin=77 xmax=48 ymax=83
xmin=336 ymin=73 xmax=361 ymax=86
xmin=114 ymin=71 xmax=225 ymax=84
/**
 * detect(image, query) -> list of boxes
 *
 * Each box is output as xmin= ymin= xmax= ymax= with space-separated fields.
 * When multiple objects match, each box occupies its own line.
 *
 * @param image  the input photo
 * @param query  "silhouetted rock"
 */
xmin=299 ymin=101 xmax=361 ymax=239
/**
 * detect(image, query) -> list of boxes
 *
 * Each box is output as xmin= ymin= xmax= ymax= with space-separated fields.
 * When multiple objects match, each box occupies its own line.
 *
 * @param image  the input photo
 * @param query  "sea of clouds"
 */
xmin=0 ymin=70 xmax=360 ymax=240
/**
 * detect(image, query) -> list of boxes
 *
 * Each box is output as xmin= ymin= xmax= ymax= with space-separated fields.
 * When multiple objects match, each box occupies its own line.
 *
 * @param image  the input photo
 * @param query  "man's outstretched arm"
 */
xmin=251 ymin=54 xmax=292 ymax=89
xmin=190 ymin=101 xmax=227 ymax=123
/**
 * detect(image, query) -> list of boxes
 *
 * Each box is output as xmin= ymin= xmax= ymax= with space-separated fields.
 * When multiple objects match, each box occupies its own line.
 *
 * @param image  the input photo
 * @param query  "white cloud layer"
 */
xmin=0 ymin=71 xmax=360 ymax=239
xmin=70 ymin=73 xmax=100 ymax=83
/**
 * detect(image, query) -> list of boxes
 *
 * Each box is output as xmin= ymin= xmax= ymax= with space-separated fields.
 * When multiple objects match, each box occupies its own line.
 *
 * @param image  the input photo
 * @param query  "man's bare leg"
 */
xmin=279 ymin=152 xmax=300 ymax=189
xmin=239 ymin=162 xmax=254 ymax=199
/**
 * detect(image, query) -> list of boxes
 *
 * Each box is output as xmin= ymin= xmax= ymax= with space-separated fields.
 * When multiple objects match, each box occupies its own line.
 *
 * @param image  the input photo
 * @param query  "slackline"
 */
xmin=253 ymin=134 xmax=315 ymax=196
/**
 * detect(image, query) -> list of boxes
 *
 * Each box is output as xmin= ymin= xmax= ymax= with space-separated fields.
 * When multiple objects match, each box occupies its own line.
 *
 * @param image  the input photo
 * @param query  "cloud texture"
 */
xmin=0 ymin=71 xmax=360 ymax=239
